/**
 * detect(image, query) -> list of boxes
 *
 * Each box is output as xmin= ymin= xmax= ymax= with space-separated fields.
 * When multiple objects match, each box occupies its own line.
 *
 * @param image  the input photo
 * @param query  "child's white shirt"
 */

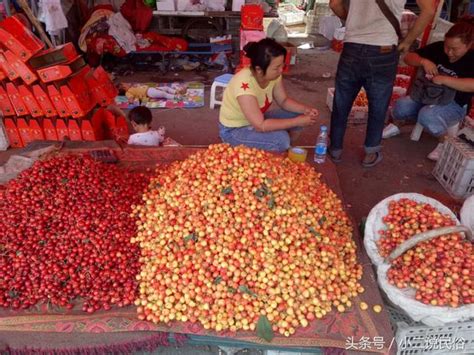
xmin=128 ymin=131 xmax=164 ymax=146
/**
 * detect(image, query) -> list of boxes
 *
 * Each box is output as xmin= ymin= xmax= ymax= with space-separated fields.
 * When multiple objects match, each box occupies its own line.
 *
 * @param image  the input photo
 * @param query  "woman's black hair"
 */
xmin=243 ymin=38 xmax=287 ymax=75
xmin=445 ymin=16 xmax=474 ymax=45
xmin=128 ymin=106 xmax=152 ymax=125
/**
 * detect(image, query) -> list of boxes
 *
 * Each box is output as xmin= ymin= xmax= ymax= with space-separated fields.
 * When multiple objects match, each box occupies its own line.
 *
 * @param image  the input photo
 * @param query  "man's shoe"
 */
xmin=427 ymin=143 xmax=445 ymax=161
xmin=382 ymin=123 xmax=401 ymax=139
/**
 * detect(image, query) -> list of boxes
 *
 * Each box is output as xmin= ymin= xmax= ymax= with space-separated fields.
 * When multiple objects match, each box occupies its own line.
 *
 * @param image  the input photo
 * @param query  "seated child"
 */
xmin=127 ymin=106 xmax=165 ymax=146
xmin=119 ymin=83 xmax=188 ymax=104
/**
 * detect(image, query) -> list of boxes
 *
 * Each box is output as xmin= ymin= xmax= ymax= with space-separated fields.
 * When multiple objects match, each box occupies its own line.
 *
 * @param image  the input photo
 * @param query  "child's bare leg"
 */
xmin=147 ymin=87 xmax=176 ymax=100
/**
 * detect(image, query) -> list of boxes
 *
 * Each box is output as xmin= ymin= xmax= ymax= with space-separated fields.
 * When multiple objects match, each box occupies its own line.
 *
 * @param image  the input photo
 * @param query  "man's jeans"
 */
xmin=392 ymin=96 xmax=466 ymax=137
xmin=330 ymin=43 xmax=399 ymax=155
xmin=219 ymin=109 xmax=302 ymax=152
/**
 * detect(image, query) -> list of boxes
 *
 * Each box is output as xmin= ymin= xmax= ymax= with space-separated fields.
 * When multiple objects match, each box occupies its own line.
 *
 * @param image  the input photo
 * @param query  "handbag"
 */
xmin=410 ymin=69 xmax=457 ymax=105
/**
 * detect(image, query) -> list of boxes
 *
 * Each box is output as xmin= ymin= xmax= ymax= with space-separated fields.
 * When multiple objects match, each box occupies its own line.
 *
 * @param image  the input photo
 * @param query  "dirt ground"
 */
xmin=0 ymin=36 xmax=461 ymax=222
xmin=106 ymin=37 xmax=459 ymax=225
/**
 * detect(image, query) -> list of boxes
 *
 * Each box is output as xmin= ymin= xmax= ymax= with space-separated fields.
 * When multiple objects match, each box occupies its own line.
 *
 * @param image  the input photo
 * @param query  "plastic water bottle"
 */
xmin=314 ymin=125 xmax=328 ymax=164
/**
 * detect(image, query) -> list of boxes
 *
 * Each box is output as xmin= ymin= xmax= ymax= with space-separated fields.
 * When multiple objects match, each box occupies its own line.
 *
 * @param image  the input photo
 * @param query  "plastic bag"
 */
xmin=461 ymin=195 xmax=474 ymax=232
xmin=364 ymin=193 xmax=459 ymax=267
xmin=364 ymin=193 xmax=474 ymax=326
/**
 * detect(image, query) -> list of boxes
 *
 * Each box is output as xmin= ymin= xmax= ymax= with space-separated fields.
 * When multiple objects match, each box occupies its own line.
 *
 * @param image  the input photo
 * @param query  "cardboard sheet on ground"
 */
xmin=115 ymin=82 xmax=204 ymax=109
xmin=0 ymin=142 xmax=394 ymax=353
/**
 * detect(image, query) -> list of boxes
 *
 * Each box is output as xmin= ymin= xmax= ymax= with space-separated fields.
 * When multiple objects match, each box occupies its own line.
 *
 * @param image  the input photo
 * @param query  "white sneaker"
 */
xmin=427 ymin=143 xmax=445 ymax=161
xmin=382 ymin=123 xmax=401 ymax=139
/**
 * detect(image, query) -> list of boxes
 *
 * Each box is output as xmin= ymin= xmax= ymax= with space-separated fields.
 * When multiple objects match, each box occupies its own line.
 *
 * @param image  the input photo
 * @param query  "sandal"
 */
xmin=362 ymin=152 xmax=383 ymax=168
xmin=328 ymin=150 xmax=342 ymax=163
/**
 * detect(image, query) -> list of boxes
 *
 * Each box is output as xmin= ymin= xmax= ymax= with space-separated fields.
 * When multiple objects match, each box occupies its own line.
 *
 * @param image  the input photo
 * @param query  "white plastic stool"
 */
xmin=411 ymin=121 xmax=461 ymax=141
xmin=210 ymin=73 xmax=233 ymax=109
xmin=410 ymin=122 xmax=424 ymax=141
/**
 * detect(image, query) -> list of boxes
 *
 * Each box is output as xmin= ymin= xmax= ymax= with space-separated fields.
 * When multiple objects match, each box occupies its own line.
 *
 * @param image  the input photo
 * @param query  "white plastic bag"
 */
xmin=378 ymin=263 xmax=474 ymax=326
xmin=364 ymin=193 xmax=474 ymax=326
xmin=364 ymin=193 xmax=459 ymax=266
xmin=461 ymin=195 xmax=474 ymax=232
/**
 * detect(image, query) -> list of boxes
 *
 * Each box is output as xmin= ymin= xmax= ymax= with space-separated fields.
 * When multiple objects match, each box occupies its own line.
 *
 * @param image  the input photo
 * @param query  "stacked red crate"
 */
xmin=0 ymin=16 xmax=120 ymax=148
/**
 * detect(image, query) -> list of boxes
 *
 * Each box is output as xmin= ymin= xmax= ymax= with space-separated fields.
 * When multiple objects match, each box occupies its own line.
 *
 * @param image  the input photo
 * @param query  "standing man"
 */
xmin=328 ymin=0 xmax=434 ymax=167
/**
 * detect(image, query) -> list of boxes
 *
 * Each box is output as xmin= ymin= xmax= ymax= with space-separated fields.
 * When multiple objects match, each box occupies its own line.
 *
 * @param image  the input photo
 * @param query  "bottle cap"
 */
xmin=320 ymin=125 xmax=327 ymax=132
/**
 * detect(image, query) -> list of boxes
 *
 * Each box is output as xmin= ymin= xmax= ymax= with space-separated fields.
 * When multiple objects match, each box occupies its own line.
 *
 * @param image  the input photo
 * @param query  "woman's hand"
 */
xmin=304 ymin=107 xmax=319 ymax=118
xmin=297 ymin=114 xmax=318 ymax=127
xmin=420 ymin=58 xmax=438 ymax=76
xmin=432 ymin=75 xmax=448 ymax=86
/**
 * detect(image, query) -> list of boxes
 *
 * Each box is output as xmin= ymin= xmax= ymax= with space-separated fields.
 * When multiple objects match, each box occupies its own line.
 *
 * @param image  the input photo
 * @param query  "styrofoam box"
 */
xmin=433 ymin=136 xmax=474 ymax=199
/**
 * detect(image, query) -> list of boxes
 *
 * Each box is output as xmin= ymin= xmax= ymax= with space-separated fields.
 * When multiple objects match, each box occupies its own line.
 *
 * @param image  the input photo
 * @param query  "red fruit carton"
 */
xmin=4 ymin=117 xmax=23 ymax=147
xmin=29 ymin=118 xmax=45 ymax=141
xmin=55 ymin=119 xmax=69 ymax=140
xmin=4 ymin=50 xmax=37 ymax=85
xmin=18 ymin=85 xmax=43 ymax=117
xmin=0 ymin=50 xmax=19 ymax=80
xmin=28 ymin=42 xmax=78 ymax=69
xmin=68 ymin=119 xmax=82 ymax=141
xmin=47 ymin=85 xmax=70 ymax=118
xmin=0 ymin=16 xmax=43 ymax=61
xmin=16 ymin=117 xmax=34 ymax=146
xmin=42 ymin=118 xmax=58 ymax=141
xmin=6 ymin=83 xmax=28 ymax=116
xmin=0 ymin=86 xmax=15 ymax=116
xmin=33 ymin=85 xmax=57 ymax=117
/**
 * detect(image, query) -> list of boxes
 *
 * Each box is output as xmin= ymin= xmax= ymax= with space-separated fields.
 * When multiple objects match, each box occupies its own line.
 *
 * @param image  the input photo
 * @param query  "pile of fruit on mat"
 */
xmin=1 ymin=145 xmax=367 ymax=339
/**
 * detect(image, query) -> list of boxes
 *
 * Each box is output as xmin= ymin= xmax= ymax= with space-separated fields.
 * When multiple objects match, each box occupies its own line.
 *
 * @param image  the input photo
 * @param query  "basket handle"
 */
xmin=386 ymin=225 xmax=473 ymax=263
